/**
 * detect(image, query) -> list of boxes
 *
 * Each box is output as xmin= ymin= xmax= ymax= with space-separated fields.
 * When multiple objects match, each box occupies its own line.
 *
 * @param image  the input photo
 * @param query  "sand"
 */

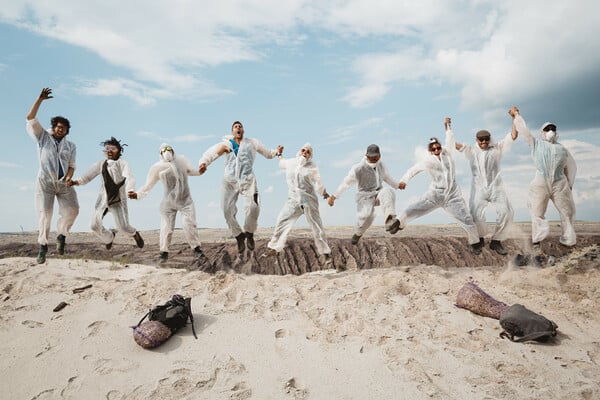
xmin=1 ymin=224 xmax=599 ymax=399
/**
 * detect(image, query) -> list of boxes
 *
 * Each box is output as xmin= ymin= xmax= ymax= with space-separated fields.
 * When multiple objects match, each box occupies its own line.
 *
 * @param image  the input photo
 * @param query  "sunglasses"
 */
xmin=161 ymin=146 xmax=173 ymax=153
xmin=105 ymin=145 xmax=119 ymax=151
xmin=300 ymin=148 xmax=311 ymax=154
xmin=430 ymin=146 xmax=442 ymax=152
xmin=477 ymin=137 xmax=491 ymax=142
xmin=543 ymin=125 xmax=556 ymax=132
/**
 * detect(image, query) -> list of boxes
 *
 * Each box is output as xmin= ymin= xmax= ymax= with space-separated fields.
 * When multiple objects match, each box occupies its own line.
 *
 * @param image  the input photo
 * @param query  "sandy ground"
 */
xmin=1 ymin=223 xmax=599 ymax=399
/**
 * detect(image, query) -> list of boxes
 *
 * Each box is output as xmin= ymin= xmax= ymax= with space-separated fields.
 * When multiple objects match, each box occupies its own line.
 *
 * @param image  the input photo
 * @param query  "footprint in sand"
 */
xmin=275 ymin=328 xmax=290 ymax=338
xmin=22 ymin=320 xmax=44 ymax=328
xmin=284 ymin=378 xmax=308 ymax=399
xmin=85 ymin=320 xmax=108 ymax=338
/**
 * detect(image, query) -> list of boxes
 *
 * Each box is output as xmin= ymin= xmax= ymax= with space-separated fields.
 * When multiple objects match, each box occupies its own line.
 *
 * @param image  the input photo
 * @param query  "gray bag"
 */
xmin=499 ymin=304 xmax=558 ymax=343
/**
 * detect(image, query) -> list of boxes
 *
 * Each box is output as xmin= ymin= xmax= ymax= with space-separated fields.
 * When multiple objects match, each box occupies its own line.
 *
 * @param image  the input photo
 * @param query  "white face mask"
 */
xmin=162 ymin=151 xmax=174 ymax=162
xmin=297 ymin=155 xmax=308 ymax=166
xmin=543 ymin=130 xmax=557 ymax=142
xmin=367 ymin=161 xmax=377 ymax=167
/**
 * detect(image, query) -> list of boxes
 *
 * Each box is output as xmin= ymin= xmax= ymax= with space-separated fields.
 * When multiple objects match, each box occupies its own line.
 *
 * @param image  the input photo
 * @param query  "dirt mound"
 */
xmin=1 ymin=225 xmax=598 ymax=274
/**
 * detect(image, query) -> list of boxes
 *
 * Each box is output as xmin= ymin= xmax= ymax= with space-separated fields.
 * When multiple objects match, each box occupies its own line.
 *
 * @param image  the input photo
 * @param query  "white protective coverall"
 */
xmin=513 ymin=115 xmax=577 ymax=246
xmin=267 ymin=145 xmax=330 ymax=254
xmin=199 ymin=135 xmax=278 ymax=237
xmin=26 ymin=118 xmax=79 ymax=245
xmin=334 ymin=157 xmax=399 ymax=236
xmin=458 ymin=131 xmax=515 ymax=241
xmin=399 ymin=130 xmax=480 ymax=245
xmin=76 ymin=158 xmax=137 ymax=244
xmin=136 ymin=148 xmax=202 ymax=252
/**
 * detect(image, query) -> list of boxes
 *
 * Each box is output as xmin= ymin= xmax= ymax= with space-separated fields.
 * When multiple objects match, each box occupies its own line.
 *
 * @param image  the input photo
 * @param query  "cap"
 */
xmin=541 ymin=122 xmax=557 ymax=132
xmin=476 ymin=130 xmax=491 ymax=139
xmin=366 ymin=144 xmax=381 ymax=157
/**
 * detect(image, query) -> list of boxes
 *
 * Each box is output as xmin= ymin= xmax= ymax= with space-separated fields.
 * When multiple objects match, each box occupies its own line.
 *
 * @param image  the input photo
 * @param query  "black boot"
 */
xmin=56 ymin=234 xmax=66 ymax=255
xmin=37 ymin=244 xmax=49 ymax=264
xmin=490 ymin=240 xmax=508 ymax=255
xmin=235 ymin=233 xmax=246 ymax=254
xmin=245 ymin=232 xmax=255 ymax=251
xmin=133 ymin=231 xmax=144 ymax=248
xmin=159 ymin=252 xmax=168 ymax=264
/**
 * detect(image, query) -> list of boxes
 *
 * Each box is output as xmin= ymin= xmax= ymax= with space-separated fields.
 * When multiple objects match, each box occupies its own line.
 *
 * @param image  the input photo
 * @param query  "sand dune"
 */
xmin=1 ymin=223 xmax=599 ymax=399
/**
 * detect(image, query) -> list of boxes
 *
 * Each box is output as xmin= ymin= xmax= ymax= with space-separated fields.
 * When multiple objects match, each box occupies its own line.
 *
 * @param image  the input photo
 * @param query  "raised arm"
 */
xmin=26 ymin=88 xmax=53 ymax=139
xmin=509 ymin=106 xmax=533 ymax=145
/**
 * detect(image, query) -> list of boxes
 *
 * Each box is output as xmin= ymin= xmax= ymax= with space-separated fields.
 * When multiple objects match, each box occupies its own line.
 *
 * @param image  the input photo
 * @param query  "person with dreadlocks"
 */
xmin=70 ymin=137 xmax=144 ymax=249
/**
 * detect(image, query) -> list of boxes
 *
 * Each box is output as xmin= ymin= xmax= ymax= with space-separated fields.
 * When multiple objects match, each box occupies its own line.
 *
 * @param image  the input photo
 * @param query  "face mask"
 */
xmin=543 ymin=130 xmax=556 ymax=142
xmin=297 ymin=155 xmax=308 ymax=166
xmin=367 ymin=161 xmax=377 ymax=167
xmin=162 ymin=151 xmax=174 ymax=162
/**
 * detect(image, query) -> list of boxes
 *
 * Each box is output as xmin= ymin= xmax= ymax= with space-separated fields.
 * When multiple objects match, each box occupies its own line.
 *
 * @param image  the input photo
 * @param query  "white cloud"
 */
xmin=0 ymin=161 xmax=21 ymax=168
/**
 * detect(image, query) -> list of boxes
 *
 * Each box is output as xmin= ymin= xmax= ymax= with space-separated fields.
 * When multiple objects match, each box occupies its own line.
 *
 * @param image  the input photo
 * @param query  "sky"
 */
xmin=1 ymin=0 xmax=599 ymax=235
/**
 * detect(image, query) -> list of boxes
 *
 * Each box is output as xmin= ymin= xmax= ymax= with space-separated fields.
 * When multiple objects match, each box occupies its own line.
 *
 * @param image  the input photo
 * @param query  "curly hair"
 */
xmin=51 ymin=116 xmax=71 ymax=132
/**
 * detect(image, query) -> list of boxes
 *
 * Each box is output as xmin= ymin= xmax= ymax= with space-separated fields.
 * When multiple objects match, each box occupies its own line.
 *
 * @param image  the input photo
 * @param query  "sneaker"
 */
xmin=106 ymin=231 xmax=116 ymax=250
xmin=235 ymin=233 xmax=246 ymax=254
xmin=489 ymin=240 xmax=508 ymax=255
xmin=159 ymin=252 xmax=169 ymax=264
xmin=37 ymin=245 xmax=48 ymax=264
xmin=351 ymin=234 xmax=362 ymax=245
xmin=133 ymin=231 xmax=144 ymax=248
xmin=56 ymin=234 xmax=66 ymax=255
xmin=245 ymin=232 xmax=255 ymax=251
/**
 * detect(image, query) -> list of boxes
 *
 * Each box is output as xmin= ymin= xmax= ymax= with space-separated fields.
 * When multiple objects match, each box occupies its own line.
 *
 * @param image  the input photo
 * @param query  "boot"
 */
xmin=235 ymin=233 xmax=246 ymax=254
xmin=37 ymin=244 xmax=49 ymax=264
xmin=56 ymin=234 xmax=66 ymax=255
xmin=133 ymin=231 xmax=144 ymax=248
xmin=490 ymin=240 xmax=508 ymax=255
xmin=351 ymin=234 xmax=362 ymax=245
xmin=245 ymin=232 xmax=255 ymax=251
xmin=159 ymin=252 xmax=168 ymax=264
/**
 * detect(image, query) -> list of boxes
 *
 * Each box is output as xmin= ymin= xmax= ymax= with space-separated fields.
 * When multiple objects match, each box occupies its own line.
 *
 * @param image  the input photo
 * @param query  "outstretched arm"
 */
xmin=199 ymin=142 xmax=230 ymax=174
xmin=27 ymin=88 xmax=53 ymax=121
xmin=509 ymin=106 xmax=533 ymax=145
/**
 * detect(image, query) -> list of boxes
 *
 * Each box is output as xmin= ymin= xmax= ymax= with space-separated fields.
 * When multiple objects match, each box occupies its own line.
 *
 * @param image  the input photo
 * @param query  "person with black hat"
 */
xmin=398 ymin=118 xmax=481 ymax=254
xmin=70 ymin=137 xmax=144 ymax=250
xmin=509 ymin=106 xmax=577 ymax=248
xmin=328 ymin=144 xmax=402 ymax=245
xmin=454 ymin=117 xmax=518 ymax=255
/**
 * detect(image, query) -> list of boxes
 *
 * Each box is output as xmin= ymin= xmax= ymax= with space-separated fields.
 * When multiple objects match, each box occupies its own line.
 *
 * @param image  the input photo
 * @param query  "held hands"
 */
xmin=327 ymin=195 xmax=336 ymax=207
xmin=444 ymin=117 xmax=451 ymax=130
xmin=276 ymin=145 xmax=284 ymax=156
xmin=398 ymin=181 xmax=407 ymax=190
xmin=198 ymin=163 xmax=207 ymax=175
xmin=67 ymin=179 xmax=78 ymax=187
xmin=128 ymin=191 xmax=138 ymax=199
xmin=322 ymin=190 xmax=330 ymax=200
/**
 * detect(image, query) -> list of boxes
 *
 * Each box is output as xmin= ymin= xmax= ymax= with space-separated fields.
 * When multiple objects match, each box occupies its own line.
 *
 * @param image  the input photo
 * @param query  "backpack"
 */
xmin=132 ymin=295 xmax=197 ymax=348
xmin=499 ymin=304 xmax=558 ymax=343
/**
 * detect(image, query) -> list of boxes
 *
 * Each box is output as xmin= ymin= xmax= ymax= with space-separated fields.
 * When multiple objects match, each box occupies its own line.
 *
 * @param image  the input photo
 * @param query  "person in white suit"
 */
xmin=454 ymin=120 xmax=518 ymax=255
xmin=71 ymin=137 xmax=144 ymax=250
xmin=264 ymin=143 xmax=332 ymax=267
xmin=398 ymin=118 xmax=481 ymax=254
xmin=130 ymin=144 xmax=210 ymax=267
xmin=198 ymin=121 xmax=283 ymax=257
xmin=509 ymin=106 xmax=577 ymax=248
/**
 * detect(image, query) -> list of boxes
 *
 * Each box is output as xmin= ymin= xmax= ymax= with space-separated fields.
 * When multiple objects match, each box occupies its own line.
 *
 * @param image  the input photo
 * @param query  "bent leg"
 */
xmin=268 ymin=201 xmax=303 ymax=251
xmin=55 ymin=182 xmax=79 ymax=237
xmin=222 ymin=181 xmax=242 ymax=237
xmin=444 ymin=193 xmax=480 ymax=245
xmin=528 ymin=182 xmax=550 ymax=243
xmin=552 ymin=180 xmax=577 ymax=246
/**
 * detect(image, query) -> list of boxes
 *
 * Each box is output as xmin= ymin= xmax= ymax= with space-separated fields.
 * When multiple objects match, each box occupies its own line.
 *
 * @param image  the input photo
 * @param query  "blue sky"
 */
xmin=1 ymin=0 xmax=599 ymax=234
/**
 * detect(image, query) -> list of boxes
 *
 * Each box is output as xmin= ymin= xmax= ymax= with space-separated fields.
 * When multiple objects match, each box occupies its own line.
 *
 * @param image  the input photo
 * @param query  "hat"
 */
xmin=541 ymin=122 xmax=557 ymax=132
xmin=366 ymin=144 xmax=380 ymax=157
xmin=476 ymin=130 xmax=491 ymax=139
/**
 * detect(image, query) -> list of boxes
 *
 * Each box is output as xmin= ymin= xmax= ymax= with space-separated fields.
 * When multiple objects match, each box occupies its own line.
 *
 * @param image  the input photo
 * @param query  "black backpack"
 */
xmin=499 ymin=304 xmax=558 ymax=343
xmin=137 ymin=294 xmax=197 ymax=339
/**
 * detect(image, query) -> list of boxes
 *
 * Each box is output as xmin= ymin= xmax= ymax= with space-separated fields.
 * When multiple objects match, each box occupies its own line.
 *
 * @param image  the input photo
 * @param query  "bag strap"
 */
xmin=172 ymin=295 xmax=197 ymax=339
xmin=136 ymin=309 xmax=151 ymax=327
